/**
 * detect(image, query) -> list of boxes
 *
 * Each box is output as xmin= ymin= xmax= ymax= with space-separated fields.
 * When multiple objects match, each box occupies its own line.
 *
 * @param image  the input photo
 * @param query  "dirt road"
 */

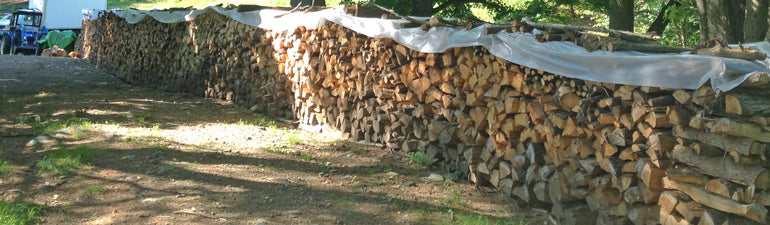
xmin=0 ymin=55 xmax=548 ymax=224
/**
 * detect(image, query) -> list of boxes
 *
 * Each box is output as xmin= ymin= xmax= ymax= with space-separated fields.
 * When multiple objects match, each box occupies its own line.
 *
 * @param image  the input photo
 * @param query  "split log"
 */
xmin=671 ymin=145 xmax=770 ymax=190
xmin=663 ymin=178 xmax=767 ymax=223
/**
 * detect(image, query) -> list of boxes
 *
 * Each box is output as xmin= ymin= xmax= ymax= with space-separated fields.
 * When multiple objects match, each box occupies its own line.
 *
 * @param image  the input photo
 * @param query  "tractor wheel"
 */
xmin=0 ymin=35 xmax=9 ymax=55
xmin=35 ymin=44 xmax=42 ymax=56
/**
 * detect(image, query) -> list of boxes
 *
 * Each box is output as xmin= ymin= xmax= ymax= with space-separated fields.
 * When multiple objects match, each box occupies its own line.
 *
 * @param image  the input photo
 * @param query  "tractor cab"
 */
xmin=0 ymin=9 xmax=48 ymax=55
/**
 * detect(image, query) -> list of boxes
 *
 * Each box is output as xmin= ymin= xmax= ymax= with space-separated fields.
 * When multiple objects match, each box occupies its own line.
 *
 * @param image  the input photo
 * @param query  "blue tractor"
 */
xmin=0 ymin=9 xmax=48 ymax=55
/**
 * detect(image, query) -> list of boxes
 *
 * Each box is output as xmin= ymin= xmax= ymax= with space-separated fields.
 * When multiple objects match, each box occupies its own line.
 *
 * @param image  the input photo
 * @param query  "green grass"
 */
xmin=407 ymin=151 xmax=435 ymax=167
xmin=83 ymin=184 xmax=105 ymax=195
xmin=0 ymin=160 xmax=12 ymax=176
xmin=264 ymin=146 xmax=296 ymax=155
xmin=253 ymin=113 xmax=277 ymax=127
xmin=36 ymin=146 xmax=105 ymax=175
xmin=0 ymin=200 xmax=46 ymax=225
xmin=286 ymin=133 xmax=302 ymax=145
xmin=22 ymin=116 xmax=93 ymax=136
xmin=453 ymin=212 xmax=524 ymax=225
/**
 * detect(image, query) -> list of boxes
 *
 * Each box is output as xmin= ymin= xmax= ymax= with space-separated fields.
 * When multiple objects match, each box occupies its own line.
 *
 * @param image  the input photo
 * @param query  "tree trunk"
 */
xmin=610 ymin=0 xmax=634 ymax=31
xmin=289 ymin=0 xmax=326 ymax=7
xmin=744 ymin=0 xmax=769 ymax=42
xmin=412 ymin=0 xmax=433 ymax=16
xmin=695 ymin=0 xmax=745 ymax=43
xmin=646 ymin=0 xmax=680 ymax=35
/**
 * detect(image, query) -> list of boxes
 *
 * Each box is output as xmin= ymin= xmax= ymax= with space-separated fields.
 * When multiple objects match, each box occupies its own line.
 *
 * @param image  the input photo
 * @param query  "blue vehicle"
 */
xmin=0 ymin=9 xmax=48 ymax=55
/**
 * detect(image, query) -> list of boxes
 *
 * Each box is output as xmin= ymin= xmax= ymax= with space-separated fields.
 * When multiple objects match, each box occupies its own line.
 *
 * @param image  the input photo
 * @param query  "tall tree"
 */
xmin=745 ymin=0 xmax=769 ymax=42
xmin=412 ymin=0 xmax=433 ymax=17
xmin=610 ymin=0 xmax=635 ymax=31
xmin=695 ymin=0 xmax=745 ymax=43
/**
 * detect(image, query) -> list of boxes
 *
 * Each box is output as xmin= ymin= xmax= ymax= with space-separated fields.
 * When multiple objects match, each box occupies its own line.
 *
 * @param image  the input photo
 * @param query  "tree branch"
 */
xmin=433 ymin=0 xmax=505 ymax=15
xmin=646 ymin=0 xmax=680 ymax=35
xmin=522 ymin=17 xmax=661 ymax=42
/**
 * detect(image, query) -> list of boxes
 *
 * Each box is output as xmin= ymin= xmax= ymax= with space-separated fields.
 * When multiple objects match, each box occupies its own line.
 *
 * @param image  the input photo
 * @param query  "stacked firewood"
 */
xmin=78 ymin=7 xmax=770 ymax=225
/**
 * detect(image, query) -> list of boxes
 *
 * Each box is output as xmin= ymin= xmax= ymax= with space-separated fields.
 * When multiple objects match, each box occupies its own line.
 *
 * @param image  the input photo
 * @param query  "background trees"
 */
xmin=342 ymin=0 xmax=770 ymax=46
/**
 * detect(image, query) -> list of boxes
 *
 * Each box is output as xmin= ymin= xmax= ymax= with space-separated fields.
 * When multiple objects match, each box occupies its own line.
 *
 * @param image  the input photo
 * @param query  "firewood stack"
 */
xmin=78 ymin=7 xmax=770 ymax=225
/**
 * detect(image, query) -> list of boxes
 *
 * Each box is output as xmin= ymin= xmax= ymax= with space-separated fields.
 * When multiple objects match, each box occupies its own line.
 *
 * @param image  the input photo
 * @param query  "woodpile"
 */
xmin=40 ymin=45 xmax=68 ymax=57
xmin=78 ymin=7 xmax=770 ymax=225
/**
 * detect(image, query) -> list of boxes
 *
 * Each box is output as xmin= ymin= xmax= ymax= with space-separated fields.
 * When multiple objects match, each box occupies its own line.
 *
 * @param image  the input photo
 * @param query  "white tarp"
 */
xmin=86 ymin=6 xmax=770 ymax=92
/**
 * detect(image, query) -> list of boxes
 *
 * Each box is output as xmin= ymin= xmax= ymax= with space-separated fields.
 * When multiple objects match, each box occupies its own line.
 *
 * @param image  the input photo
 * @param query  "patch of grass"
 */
xmin=36 ymin=146 xmax=105 ymax=175
xmin=264 ymin=146 xmax=296 ymax=155
xmin=407 ymin=152 xmax=435 ymax=167
xmin=29 ymin=118 xmax=92 ymax=136
xmin=83 ymin=184 xmax=105 ymax=195
xmin=0 ymin=160 xmax=12 ymax=176
xmin=0 ymin=200 xmax=46 ymax=225
xmin=347 ymin=145 xmax=363 ymax=155
xmin=299 ymin=152 xmax=314 ymax=161
xmin=437 ymin=186 xmax=463 ymax=208
xmin=286 ymin=133 xmax=302 ymax=145
xmin=15 ymin=115 xmax=41 ymax=124
xmin=253 ymin=113 xmax=276 ymax=127
xmin=453 ymin=212 xmax=524 ymax=225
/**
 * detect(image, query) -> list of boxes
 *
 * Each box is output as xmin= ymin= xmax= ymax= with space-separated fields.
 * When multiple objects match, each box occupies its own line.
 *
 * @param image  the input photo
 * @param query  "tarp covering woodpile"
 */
xmin=78 ymin=5 xmax=770 ymax=225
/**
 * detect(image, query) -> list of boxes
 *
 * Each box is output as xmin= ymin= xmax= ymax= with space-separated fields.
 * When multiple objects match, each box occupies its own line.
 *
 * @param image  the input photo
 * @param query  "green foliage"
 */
xmin=0 ymin=200 xmax=46 ymax=225
xmin=83 ymin=185 xmax=105 ymax=195
xmin=264 ymin=146 xmax=297 ymax=155
xmin=24 ymin=117 xmax=92 ymax=136
xmin=286 ymin=133 xmax=302 ymax=145
xmin=0 ymin=160 xmax=12 ymax=176
xmin=407 ymin=151 xmax=435 ymax=166
xmin=36 ymin=146 xmax=104 ymax=175
xmin=253 ymin=113 xmax=277 ymax=127
xmin=661 ymin=1 xmax=699 ymax=47
xmin=453 ymin=212 xmax=524 ymax=225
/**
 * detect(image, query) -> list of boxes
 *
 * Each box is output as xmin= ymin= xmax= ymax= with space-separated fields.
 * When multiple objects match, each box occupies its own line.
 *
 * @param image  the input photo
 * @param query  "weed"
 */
xmin=15 ymin=114 xmax=41 ymax=124
xmin=437 ymin=187 xmax=463 ymax=208
xmin=0 ymin=160 xmax=11 ymax=176
xmin=0 ymin=200 xmax=46 ymax=225
xmin=31 ymin=118 xmax=92 ymax=136
xmin=152 ymin=123 xmax=161 ymax=130
xmin=72 ymin=130 xmax=88 ymax=140
xmin=300 ymin=153 xmax=314 ymax=161
xmin=454 ymin=212 xmax=524 ymax=225
xmin=341 ymin=199 xmax=354 ymax=208
xmin=407 ymin=152 xmax=435 ymax=166
xmin=264 ymin=146 xmax=296 ymax=155
xmin=286 ymin=133 xmax=302 ymax=145
xmin=347 ymin=146 xmax=362 ymax=155
xmin=36 ymin=146 xmax=104 ymax=175
xmin=253 ymin=113 xmax=276 ymax=127
xmin=447 ymin=164 xmax=464 ymax=181
xmin=83 ymin=185 xmax=104 ymax=195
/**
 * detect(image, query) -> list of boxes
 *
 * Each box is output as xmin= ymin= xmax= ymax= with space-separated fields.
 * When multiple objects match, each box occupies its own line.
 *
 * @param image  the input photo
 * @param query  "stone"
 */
xmin=26 ymin=136 xmax=53 ymax=146
xmin=421 ymin=173 xmax=444 ymax=183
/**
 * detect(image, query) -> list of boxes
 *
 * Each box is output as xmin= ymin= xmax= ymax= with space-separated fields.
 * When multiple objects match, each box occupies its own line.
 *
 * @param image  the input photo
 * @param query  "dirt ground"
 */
xmin=0 ymin=55 xmax=553 ymax=224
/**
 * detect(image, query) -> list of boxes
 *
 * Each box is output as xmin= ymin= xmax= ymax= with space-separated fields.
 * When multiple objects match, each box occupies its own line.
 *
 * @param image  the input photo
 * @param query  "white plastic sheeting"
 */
xmin=86 ymin=6 xmax=770 ymax=92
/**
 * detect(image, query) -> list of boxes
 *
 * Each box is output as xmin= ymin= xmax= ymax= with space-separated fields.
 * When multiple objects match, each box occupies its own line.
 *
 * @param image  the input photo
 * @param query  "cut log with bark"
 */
xmin=671 ymin=145 xmax=770 ymax=190
xmin=663 ymin=178 xmax=767 ymax=223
